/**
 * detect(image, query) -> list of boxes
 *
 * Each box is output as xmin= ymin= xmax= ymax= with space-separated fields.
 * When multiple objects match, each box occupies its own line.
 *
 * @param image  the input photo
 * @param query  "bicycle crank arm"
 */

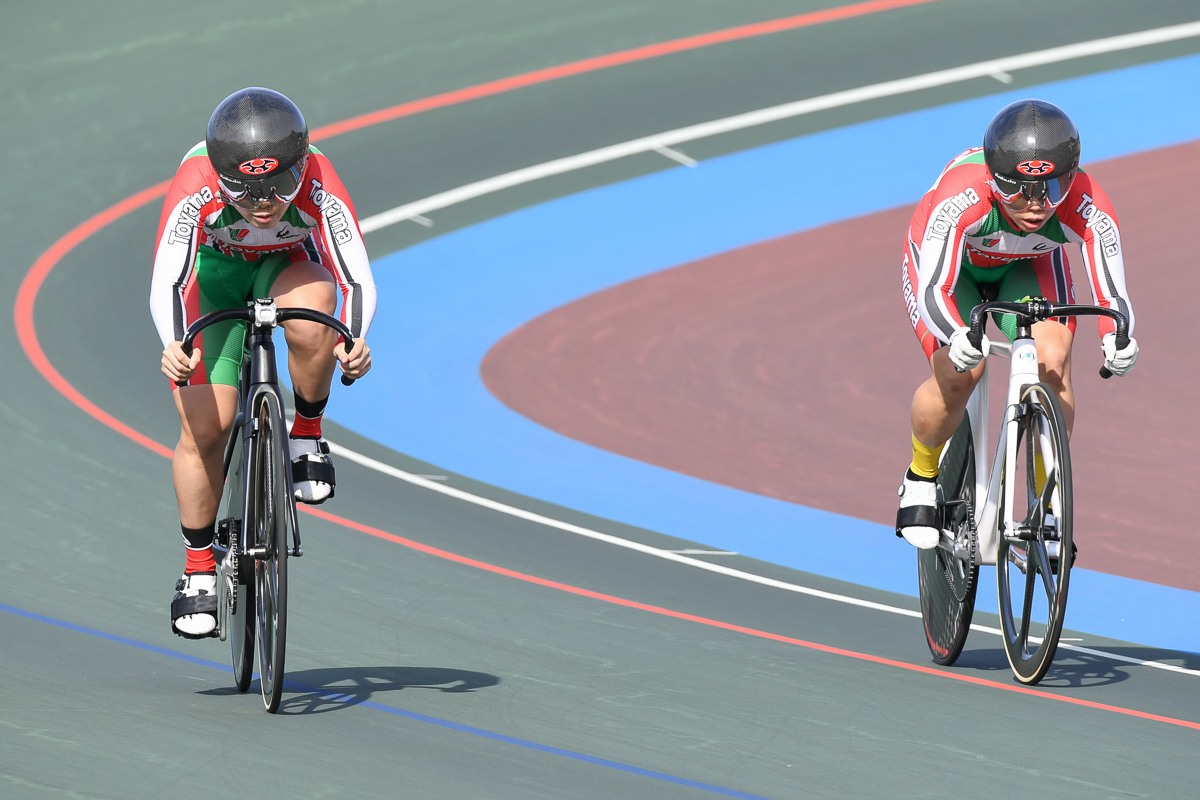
xmin=1007 ymin=547 xmax=1029 ymax=575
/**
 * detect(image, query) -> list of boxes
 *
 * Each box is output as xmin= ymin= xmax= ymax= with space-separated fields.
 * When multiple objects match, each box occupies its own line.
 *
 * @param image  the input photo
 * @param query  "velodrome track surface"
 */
xmin=6 ymin=1 xmax=1200 ymax=797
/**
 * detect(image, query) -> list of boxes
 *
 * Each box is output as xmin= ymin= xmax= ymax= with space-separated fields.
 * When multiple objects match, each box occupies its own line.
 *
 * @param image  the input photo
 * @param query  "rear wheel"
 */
xmin=996 ymin=382 xmax=1073 ymax=685
xmin=917 ymin=412 xmax=979 ymax=665
xmin=217 ymin=419 xmax=255 ymax=693
xmin=230 ymin=577 xmax=255 ymax=692
xmin=252 ymin=394 xmax=289 ymax=713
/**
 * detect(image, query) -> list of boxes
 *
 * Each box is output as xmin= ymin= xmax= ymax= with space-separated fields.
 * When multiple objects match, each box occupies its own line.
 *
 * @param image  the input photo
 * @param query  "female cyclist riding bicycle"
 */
xmin=149 ymin=87 xmax=377 ymax=639
xmin=896 ymin=98 xmax=1138 ymax=548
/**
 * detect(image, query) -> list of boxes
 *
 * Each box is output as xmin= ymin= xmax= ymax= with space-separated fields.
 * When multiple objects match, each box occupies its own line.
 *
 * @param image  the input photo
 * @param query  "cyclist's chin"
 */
xmin=235 ymin=204 xmax=287 ymax=228
xmin=1012 ymin=213 xmax=1051 ymax=232
xmin=248 ymin=212 xmax=282 ymax=228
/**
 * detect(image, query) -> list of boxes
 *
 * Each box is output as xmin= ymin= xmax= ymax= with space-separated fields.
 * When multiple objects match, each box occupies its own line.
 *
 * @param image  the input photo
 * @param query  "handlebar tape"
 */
xmin=1099 ymin=332 xmax=1131 ymax=380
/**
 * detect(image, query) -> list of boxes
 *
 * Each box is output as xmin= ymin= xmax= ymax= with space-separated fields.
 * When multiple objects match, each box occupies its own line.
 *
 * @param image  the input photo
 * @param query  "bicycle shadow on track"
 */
xmin=199 ymin=666 xmax=500 ymax=714
xmin=951 ymin=647 xmax=1129 ymax=688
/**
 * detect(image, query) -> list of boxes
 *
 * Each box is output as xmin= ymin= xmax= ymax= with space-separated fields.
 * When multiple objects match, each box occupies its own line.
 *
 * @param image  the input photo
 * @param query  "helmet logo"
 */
xmin=238 ymin=157 xmax=279 ymax=175
xmin=1016 ymin=160 xmax=1055 ymax=176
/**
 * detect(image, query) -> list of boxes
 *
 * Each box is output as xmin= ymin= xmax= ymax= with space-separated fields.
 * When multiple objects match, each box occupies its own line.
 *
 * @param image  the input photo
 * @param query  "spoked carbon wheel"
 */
xmin=997 ymin=382 xmax=1073 ymax=685
xmin=917 ymin=413 xmax=979 ymax=665
xmin=252 ymin=395 xmax=289 ymax=713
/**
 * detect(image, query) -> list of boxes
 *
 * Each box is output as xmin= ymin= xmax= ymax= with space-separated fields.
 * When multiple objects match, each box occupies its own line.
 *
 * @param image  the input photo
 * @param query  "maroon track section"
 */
xmin=482 ymin=139 xmax=1200 ymax=592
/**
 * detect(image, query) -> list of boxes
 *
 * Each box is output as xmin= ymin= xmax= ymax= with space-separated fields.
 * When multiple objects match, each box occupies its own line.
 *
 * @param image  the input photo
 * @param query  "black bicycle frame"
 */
xmin=181 ymin=298 xmax=356 ymax=560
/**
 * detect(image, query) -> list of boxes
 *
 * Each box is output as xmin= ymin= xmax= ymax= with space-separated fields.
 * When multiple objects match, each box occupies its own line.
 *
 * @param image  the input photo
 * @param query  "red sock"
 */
xmin=182 ymin=522 xmax=216 ymax=574
xmin=185 ymin=546 xmax=216 ymax=574
xmin=291 ymin=393 xmax=328 ymax=439
xmin=290 ymin=413 xmax=323 ymax=439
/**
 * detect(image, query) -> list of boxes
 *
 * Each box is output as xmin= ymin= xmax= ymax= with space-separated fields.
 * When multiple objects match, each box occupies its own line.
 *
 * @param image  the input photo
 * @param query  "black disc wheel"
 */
xmin=230 ymin=577 xmax=255 ymax=692
xmin=252 ymin=395 xmax=289 ymax=713
xmin=997 ymin=382 xmax=1073 ymax=685
xmin=917 ymin=412 xmax=979 ymax=665
xmin=217 ymin=416 xmax=254 ymax=693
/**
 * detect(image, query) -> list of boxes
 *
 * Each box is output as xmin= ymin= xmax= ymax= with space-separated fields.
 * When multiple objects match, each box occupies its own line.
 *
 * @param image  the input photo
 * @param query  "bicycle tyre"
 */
xmin=917 ymin=412 xmax=979 ymax=665
xmin=996 ymin=382 xmax=1073 ymax=685
xmin=252 ymin=393 xmax=289 ymax=713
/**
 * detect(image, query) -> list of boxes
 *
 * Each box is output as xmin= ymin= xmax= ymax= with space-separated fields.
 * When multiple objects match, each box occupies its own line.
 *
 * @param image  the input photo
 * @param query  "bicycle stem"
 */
xmin=965 ymin=300 xmax=1129 ymax=379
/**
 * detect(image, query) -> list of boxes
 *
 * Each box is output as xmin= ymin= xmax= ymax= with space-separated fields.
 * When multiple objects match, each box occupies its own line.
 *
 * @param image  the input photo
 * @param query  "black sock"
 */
xmin=291 ymin=392 xmax=329 ymax=439
xmin=906 ymin=468 xmax=936 ymax=483
xmin=182 ymin=522 xmax=216 ymax=574
xmin=181 ymin=521 xmax=215 ymax=549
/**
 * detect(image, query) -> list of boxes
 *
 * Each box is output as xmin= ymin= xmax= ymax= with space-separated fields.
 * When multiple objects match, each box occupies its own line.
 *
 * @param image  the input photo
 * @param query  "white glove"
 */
xmin=1102 ymin=332 xmax=1138 ymax=376
xmin=948 ymin=328 xmax=990 ymax=372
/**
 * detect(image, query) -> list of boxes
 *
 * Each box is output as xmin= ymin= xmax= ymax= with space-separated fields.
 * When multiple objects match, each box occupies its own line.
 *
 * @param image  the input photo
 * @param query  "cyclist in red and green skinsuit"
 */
xmin=150 ymin=88 xmax=377 ymax=637
xmin=896 ymin=99 xmax=1138 ymax=548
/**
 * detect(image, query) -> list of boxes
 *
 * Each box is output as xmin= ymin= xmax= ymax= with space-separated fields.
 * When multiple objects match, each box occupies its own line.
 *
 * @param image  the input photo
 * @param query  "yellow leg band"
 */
xmin=910 ymin=434 xmax=945 ymax=479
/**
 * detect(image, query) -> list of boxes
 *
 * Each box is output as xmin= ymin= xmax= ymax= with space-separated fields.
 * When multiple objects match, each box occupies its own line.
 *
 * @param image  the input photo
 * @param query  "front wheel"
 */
xmin=917 ymin=412 xmax=979 ymax=665
xmin=252 ymin=394 xmax=290 ymax=712
xmin=996 ymin=382 xmax=1073 ymax=685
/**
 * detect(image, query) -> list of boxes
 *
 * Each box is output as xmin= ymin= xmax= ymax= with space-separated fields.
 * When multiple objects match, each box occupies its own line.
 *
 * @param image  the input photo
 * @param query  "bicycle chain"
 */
xmin=940 ymin=497 xmax=977 ymax=604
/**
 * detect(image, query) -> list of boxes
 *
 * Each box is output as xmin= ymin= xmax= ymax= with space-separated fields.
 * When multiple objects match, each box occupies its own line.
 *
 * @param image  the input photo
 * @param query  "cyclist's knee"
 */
xmin=283 ymin=315 xmax=336 ymax=354
xmin=175 ymin=386 xmax=236 ymax=457
xmin=1040 ymin=358 xmax=1070 ymax=394
xmin=1034 ymin=323 xmax=1073 ymax=389
xmin=272 ymin=261 xmax=336 ymax=314
xmin=179 ymin=415 xmax=229 ymax=458
xmin=930 ymin=347 xmax=982 ymax=398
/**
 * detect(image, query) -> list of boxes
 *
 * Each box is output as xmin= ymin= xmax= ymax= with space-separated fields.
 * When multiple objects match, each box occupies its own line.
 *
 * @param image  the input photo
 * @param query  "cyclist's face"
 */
xmin=233 ymin=198 xmax=291 ymax=229
xmin=996 ymin=192 xmax=1052 ymax=232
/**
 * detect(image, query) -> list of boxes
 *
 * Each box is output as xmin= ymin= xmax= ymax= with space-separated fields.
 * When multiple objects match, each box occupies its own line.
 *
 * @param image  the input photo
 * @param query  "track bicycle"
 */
xmin=913 ymin=298 xmax=1129 ymax=685
xmin=179 ymin=298 xmax=355 ymax=712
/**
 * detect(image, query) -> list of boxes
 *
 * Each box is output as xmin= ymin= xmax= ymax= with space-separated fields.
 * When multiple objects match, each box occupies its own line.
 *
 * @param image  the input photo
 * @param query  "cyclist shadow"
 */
xmin=954 ymin=647 xmax=1130 ymax=688
xmin=201 ymin=666 xmax=500 ymax=714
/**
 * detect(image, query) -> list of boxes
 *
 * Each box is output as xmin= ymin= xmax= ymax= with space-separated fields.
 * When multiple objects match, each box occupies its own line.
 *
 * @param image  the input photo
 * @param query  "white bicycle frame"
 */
xmin=955 ymin=334 xmax=1061 ymax=566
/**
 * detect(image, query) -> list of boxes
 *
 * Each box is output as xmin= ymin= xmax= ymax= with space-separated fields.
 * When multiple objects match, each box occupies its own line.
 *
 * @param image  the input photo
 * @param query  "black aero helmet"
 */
xmin=983 ymin=99 xmax=1080 ymax=208
xmin=206 ymin=87 xmax=309 ymax=206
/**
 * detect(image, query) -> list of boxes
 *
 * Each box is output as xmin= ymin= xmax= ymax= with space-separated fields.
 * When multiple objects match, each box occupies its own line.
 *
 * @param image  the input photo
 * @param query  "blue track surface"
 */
xmin=332 ymin=54 xmax=1200 ymax=653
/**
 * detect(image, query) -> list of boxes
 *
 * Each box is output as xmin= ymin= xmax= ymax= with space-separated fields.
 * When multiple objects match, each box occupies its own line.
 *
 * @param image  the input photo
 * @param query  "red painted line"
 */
xmin=12 ymin=0 xmax=942 ymax=458
xmin=301 ymin=505 xmax=1200 ymax=731
xmin=14 ymin=180 xmax=176 ymax=460
xmin=309 ymin=0 xmax=943 ymax=140
xmin=15 ymin=1 xmax=1200 ymax=731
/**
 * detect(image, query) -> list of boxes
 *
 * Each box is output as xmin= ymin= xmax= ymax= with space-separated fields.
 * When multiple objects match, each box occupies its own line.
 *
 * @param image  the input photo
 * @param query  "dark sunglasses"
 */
xmin=991 ymin=169 xmax=1076 ymax=211
xmin=219 ymin=157 xmax=307 ymax=209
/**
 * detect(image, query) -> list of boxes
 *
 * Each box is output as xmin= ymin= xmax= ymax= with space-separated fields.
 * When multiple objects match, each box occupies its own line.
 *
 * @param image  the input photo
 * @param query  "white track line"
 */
xmin=327 ymin=440 xmax=918 ymax=618
xmin=346 ymin=20 xmax=1200 ymax=675
xmin=327 ymin=441 xmax=1200 ymax=676
xmin=360 ymin=20 xmax=1200 ymax=234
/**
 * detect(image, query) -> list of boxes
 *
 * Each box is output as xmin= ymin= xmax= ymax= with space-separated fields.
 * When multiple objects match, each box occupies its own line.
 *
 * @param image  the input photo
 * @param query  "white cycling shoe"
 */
xmin=896 ymin=473 xmax=940 ymax=550
xmin=291 ymin=437 xmax=335 ymax=504
xmin=171 ymin=572 xmax=218 ymax=638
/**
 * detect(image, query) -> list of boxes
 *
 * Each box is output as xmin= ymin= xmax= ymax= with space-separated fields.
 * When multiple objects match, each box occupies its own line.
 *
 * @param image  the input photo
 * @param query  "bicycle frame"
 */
xmin=213 ymin=303 xmax=301 ymax=642
xmin=958 ymin=298 xmax=1127 ymax=567
xmin=963 ymin=336 xmax=1051 ymax=566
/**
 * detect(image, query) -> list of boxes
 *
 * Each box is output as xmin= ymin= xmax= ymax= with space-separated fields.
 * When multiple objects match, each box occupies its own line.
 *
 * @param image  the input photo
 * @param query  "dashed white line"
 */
xmin=653 ymin=145 xmax=698 ymax=167
xmin=345 ymin=19 xmax=1200 ymax=676
xmin=360 ymin=20 xmax=1200 ymax=234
